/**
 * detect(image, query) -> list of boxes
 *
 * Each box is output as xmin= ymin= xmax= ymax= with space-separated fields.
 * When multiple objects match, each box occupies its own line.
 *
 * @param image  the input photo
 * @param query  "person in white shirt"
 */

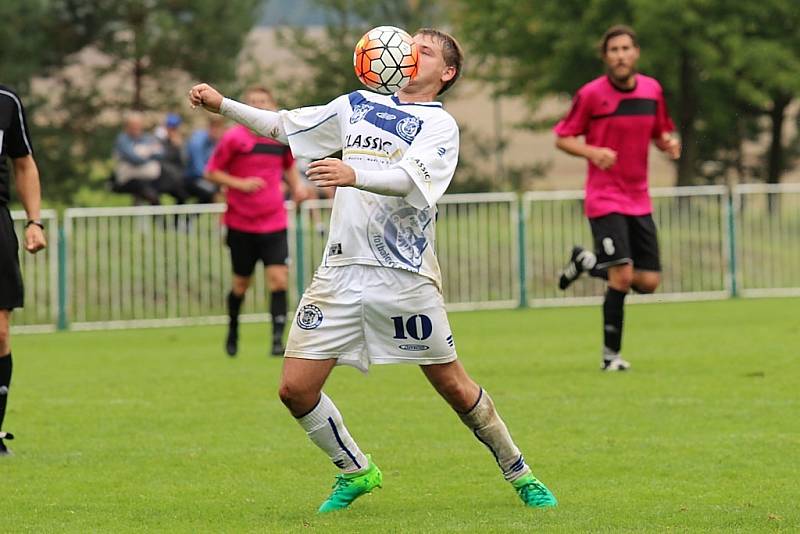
xmin=189 ymin=28 xmax=556 ymax=513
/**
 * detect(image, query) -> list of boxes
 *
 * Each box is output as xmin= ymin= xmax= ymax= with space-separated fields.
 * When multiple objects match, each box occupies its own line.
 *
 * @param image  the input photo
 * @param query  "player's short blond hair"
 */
xmin=415 ymin=28 xmax=464 ymax=95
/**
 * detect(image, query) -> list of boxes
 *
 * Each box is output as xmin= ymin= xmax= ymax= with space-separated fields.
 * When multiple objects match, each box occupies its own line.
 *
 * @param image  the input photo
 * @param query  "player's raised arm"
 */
xmin=189 ymin=83 xmax=223 ymax=112
xmin=189 ymin=83 xmax=288 ymax=143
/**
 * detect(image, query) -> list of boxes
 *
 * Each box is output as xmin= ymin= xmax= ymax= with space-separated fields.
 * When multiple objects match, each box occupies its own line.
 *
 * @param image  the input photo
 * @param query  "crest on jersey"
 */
xmin=296 ymin=304 xmax=323 ymax=330
xmin=350 ymin=103 xmax=374 ymax=124
xmin=368 ymin=200 xmax=431 ymax=271
xmin=396 ymin=116 xmax=421 ymax=143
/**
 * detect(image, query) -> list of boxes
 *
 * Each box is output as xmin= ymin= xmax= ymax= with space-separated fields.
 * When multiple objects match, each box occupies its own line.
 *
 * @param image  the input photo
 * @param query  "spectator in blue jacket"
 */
xmin=184 ymin=115 xmax=226 ymax=203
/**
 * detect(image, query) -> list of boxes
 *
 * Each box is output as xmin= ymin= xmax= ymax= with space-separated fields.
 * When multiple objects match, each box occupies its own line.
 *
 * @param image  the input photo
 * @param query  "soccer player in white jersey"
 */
xmin=189 ymin=28 xmax=557 ymax=512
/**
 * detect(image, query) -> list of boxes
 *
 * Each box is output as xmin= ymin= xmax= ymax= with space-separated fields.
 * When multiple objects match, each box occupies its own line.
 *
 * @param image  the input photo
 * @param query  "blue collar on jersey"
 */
xmin=349 ymin=92 xmax=425 ymax=144
xmin=390 ymin=95 xmax=443 ymax=107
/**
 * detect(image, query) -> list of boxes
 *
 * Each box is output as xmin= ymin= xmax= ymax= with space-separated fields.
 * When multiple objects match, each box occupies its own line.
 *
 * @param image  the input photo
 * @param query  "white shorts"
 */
xmin=286 ymin=264 xmax=457 ymax=372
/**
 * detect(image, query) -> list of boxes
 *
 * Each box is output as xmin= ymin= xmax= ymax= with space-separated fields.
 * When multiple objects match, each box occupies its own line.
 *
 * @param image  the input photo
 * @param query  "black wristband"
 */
xmin=25 ymin=219 xmax=44 ymax=230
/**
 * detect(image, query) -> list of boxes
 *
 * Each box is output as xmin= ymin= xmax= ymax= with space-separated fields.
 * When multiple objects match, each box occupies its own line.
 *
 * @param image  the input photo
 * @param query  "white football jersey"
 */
xmin=280 ymin=90 xmax=459 ymax=287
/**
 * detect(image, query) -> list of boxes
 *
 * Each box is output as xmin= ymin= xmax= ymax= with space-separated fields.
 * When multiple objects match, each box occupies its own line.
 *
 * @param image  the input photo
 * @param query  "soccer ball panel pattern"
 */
xmin=354 ymin=26 xmax=419 ymax=94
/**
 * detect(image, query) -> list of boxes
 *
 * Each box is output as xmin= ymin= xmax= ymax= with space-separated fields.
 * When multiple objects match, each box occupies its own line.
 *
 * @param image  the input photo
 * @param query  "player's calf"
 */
xmin=457 ymin=388 xmax=557 ymax=508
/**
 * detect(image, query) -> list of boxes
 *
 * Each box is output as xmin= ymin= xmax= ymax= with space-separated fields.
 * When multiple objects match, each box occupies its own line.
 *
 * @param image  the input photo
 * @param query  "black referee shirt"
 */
xmin=0 ymin=84 xmax=34 ymax=205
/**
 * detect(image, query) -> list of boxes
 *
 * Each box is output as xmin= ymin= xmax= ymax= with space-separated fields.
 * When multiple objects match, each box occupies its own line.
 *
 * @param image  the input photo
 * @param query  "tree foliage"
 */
xmin=453 ymin=0 xmax=800 ymax=185
xmin=2 ymin=0 xmax=261 ymax=205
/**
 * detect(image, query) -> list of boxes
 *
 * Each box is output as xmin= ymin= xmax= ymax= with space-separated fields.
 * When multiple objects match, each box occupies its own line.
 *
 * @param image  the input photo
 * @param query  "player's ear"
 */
xmin=441 ymin=65 xmax=456 ymax=84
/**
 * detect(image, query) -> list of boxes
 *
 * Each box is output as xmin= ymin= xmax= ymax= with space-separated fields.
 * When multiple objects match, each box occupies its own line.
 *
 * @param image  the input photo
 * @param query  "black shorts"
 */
xmin=589 ymin=213 xmax=661 ymax=272
xmin=0 ymin=206 xmax=24 ymax=310
xmin=226 ymin=228 xmax=289 ymax=277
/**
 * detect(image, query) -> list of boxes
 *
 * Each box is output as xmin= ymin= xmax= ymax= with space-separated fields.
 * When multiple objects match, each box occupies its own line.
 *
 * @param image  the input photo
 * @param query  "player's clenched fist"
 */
xmin=189 ymin=83 xmax=223 ymax=113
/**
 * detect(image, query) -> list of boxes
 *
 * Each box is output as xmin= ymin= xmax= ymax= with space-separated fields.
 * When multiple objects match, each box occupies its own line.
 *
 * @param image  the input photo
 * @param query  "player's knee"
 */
xmin=267 ymin=267 xmax=289 ymax=291
xmin=633 ymin=282 xmax=658 ymax=294
xmin=278 ymin=380 xmax=316 ymax=412
xmin=232 ymin=278 xmax=250 ymax=295
xmin=436 ymin=377 xmax=474 ymax=412
xmin=610 ymin=274 xmax=633 ymax=291
xmin=277 ymin=382 xmax=295 ymax=407
xmin=633 ymin=273 xmax=660 ymax=294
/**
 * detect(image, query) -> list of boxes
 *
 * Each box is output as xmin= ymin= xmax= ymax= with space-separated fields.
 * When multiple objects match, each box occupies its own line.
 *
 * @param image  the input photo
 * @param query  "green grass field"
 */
xmin=2 ymin=298 xmax=798 ymax=532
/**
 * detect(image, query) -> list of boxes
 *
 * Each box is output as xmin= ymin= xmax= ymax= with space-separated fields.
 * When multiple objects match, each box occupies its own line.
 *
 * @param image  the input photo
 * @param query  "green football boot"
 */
xmin=318 ymin=456 xmax=383 ymax=513
xmin=512 ymin=473 xmax=558 ymax=508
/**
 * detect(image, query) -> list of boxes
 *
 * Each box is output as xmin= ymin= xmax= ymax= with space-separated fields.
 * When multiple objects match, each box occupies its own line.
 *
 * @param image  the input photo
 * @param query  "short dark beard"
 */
xmin=606 ymin=67 xmax=637 ymax=89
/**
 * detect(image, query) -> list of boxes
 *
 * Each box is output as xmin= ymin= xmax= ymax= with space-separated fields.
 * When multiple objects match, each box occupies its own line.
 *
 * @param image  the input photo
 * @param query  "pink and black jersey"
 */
xmin=554 ymin=74 xmax=675 ymax=218
xmin=206 ymin=124 xmax=294 ymax=233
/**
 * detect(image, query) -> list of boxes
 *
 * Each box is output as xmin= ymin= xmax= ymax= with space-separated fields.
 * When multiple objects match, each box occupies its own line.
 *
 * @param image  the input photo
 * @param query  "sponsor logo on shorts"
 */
xmin=296 ymin=304 xmax=323 ymax=330
xmin=602 ymin=237 xmax=615 ymax=255
xmin=398 ymin=344 xmax=430 ymax=351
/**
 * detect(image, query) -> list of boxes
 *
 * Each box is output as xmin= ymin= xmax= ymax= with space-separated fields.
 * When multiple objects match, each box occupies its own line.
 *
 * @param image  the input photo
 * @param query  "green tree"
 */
xmin=3 ymin=0 xmax=261 ymax=205
xmin=453 ymin=0 xmax=800 ymax=186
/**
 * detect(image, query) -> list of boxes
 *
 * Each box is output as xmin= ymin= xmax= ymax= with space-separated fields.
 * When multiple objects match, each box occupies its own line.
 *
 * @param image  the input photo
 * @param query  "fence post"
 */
xmin=517 ymin=196 xmax=528 ymax=308
xmin=57 ymin=224 xmax=68 ymax=330
xmin=294 ymin=208 xmax=305 ymax=299
xmin=726 ymin=190 xmax=738 ymax=298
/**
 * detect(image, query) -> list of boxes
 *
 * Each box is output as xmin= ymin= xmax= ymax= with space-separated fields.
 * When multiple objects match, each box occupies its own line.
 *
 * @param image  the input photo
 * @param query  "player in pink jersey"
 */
xmin=553 ymin=25 xmax=681 ymax=371
xmin=206 ymin=86 xmax=308 ymax=358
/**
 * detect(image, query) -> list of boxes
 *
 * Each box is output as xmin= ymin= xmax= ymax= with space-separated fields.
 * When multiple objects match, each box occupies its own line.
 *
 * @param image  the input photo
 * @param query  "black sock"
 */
xmin=589 ymin=267 xmax=609 ymax=280
xmin=0 ymin=353 xmax=12 ymax=435
xmin=227 ymin=291 xmax=244 ymax=330
xmin=603 ymin=288 xmax=627 ymax=356
xmin=270 ymin=290 xmax=287 ymax=341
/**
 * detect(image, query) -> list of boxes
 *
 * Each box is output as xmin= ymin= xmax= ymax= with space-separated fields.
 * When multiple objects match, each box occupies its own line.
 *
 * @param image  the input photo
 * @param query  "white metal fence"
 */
xmin=734 ymin=183 xmax=800 ymax=297
xmin=523 ymin=186 xmax=730 ymax=306
xmin=293 ymin=193 xmax=520 ymax=310
xmin=9 ymin=184 xmax=800 ymax=331
xmin=63 ymin=204 xmax=271 ymax=330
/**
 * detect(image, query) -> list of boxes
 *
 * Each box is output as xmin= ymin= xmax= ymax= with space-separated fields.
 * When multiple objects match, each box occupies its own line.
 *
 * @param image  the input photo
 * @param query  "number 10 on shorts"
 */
xmin=391 ymin=315 xmax=433 ymax=340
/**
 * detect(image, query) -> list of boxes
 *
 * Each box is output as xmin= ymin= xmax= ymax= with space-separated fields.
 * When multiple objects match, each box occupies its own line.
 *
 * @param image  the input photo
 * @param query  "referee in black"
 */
xmin=0 ymin=84 xmax=46 ymax=456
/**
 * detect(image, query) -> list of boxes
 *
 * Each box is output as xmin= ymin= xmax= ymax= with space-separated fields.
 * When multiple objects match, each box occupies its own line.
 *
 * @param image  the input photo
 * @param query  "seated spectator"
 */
xmin=157 ymin=113 xmax=190 ymax=203
xmin=160 ymin=113 xmax=185 ymax=170
xmin=184 ymin=115 xmax=226 ymax=203
xmin=112 ymin=111 xmax=189 ymax=205
xmin=113 ymin=111 xmax=162 ymax=205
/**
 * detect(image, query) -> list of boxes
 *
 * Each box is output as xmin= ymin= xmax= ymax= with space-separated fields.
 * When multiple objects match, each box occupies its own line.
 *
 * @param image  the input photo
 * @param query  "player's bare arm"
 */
xmin=14 ymin=155 xmax=46 ymax=253
xmin=207 ymin=170 xmax=264 ymax=193
xmin=655 ymin=132 xmax=681 ymax=160
xmin=556 ymin=136 xmax=617 ymax=170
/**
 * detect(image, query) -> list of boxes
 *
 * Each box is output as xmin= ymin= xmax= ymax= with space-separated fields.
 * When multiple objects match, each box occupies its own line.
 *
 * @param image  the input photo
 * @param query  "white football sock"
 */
xmin=458 ymin=388 xmax=531 ymax=482
xmin=296 ymin=392 xmax=368 ymax=473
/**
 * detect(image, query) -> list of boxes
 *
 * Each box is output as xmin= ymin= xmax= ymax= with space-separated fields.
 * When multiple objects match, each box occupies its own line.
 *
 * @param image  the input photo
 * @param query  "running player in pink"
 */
xmin=206 ymin=86 xmax=308 ymax=357
xmin=554 ymin=25 xmax=681 ymax=371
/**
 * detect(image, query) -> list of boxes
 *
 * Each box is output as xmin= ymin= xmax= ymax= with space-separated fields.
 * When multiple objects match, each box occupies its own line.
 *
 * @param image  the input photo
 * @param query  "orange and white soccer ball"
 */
xmin=354 ymin=26 xmax=419 ymax=94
